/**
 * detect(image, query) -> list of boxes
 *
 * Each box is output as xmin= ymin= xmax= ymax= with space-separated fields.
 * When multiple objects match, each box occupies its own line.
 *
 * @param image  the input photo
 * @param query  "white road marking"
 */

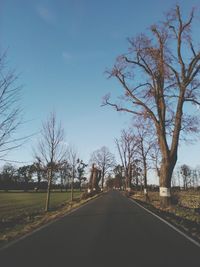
xmin=129 ymin=197 xmax=200 ymax=248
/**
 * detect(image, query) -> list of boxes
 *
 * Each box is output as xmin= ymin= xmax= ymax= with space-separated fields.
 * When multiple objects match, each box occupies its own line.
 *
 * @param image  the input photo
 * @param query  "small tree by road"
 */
xmin=35 ymin=112 xmax=67 ymax=211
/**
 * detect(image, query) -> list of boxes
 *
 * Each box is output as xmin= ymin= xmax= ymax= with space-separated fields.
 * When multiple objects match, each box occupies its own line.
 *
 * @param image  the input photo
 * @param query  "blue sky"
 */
xmin=1 ymin=0 xmax=200 ymax=180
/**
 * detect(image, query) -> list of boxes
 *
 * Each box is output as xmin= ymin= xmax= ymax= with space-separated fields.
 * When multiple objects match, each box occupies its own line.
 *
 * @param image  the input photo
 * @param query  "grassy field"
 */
xmin=0 ymin=191 xmax=82 ymax=224
xmin=0 ymin=190 xmax=100 ymax=247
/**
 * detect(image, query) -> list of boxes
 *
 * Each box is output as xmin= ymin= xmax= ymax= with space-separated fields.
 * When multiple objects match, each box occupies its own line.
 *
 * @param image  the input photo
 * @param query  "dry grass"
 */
xmin=0 ymin=191 xmax=82 ymax=221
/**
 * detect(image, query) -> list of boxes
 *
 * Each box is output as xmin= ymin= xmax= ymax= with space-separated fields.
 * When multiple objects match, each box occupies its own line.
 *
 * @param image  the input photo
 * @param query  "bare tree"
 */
xmin=180 ymin=164 xmax=192 ymax=190
xmin=90 ymin=146 xmax=115 ymax=189
xmin=195 ymin=165 xmax=200 ymax=187
xmin=113 ymin=165 xmax=124 ymax=190
xmin=150 ymin=141 xmax=161 ymax=179
xmin=77 ymin=159 xmax=87 ymax=191
xmin=0 ymin=52 xmax=23 ymax=158
xmin=67 ymin=146 xmax=78 ymax=202
xmin=115 ymin=129 xmax=138 ymax=190
xmin=173 ymin=167 xmax=181 ymax=188
xmin=88 ymin=163 xmax=102 ymax=192
xmin=133 ymin=119 xmax=156 ymax=197
xmin=191 ymin=168 xmax=199 ymax=188
xmin=103 ymin=5 xmax=200 ymax=206
xmin=36 ymin=112 xmax=67 ymax=211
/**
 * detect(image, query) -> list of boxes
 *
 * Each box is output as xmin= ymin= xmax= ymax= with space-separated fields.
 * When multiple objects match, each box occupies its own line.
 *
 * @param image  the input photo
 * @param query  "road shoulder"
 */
xmin=127 ymin=195 xmax=200 ymax=248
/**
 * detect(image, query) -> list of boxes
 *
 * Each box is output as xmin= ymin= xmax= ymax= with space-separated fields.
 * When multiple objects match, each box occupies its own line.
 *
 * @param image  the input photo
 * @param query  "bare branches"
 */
xmin=115 ymin=128 xmax=139 ymax=188
xmin=0 ymin=53 xmax=23 ymax=157
xmin=104 ymin=5 xmax=200 ymax=197
xmin=35 ymin=112 xmax=67 ymax=211
xmin=90 ymin=146 xmax=115 ymax=188
xmin=102 ymin=94 xmax=144 ymax=116
xmin=90 ymin=146 xmax=115 ymax=174
xmin=37 ymin=112 xmax=67 ymax=166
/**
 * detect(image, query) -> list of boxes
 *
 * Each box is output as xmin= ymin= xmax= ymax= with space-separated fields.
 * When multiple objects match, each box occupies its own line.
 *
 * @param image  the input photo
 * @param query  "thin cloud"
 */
xmin=36 ymin=5 xmax=55 ymax=24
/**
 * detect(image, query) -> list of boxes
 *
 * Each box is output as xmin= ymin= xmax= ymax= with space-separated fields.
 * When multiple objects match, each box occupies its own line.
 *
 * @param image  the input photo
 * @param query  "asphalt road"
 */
xmin=0 ymin=190 xmax=199 ymax=267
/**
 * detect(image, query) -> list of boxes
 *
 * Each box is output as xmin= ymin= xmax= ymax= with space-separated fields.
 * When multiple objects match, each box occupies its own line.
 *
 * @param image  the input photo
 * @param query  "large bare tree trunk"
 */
xmin=88 ymin=164 xmax=94 ymax=193
xmin=98 ymin=170 xmax=102 ymax=191
xmin=159 ymin=155 xmax=177 ymax=207
xmin=105 ymin=5 xmax=200 ymax=207
xmin=125 ymin=166 xmax=131 ymax=191
xmin=143 ymin=161 xmax=148 ymax=201
xmin=101 ymin=167 xmax=105 ymax=190
xmin=92 ymin=167 xmax=97 ymax=191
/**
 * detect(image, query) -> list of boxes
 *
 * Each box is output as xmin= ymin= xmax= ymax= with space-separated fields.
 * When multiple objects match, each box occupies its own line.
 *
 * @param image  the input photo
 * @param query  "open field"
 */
xmin=130 ymin=190 xmax=200 ymax=242
xmin=0 ymin=190 xmax=94 ymax=247
xmin=0 ymin=191 xmax=82 ymax=222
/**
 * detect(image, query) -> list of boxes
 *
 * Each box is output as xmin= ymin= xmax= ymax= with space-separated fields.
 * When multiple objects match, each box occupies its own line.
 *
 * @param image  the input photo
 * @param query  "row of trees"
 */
xmin=103 ymin=5 xmax=200 ymax=206
xmin=1 ymin=5 xmax=200 ymax=208
xmin=0 ymin=109 xmax=117 ymax=210
xmin=115 ymin=119 xmax=160 ymax=195
xmin=0 ymin=160 xmax=87 ymax=192
xmin=172 ymin=164 xmax=200 ymax=189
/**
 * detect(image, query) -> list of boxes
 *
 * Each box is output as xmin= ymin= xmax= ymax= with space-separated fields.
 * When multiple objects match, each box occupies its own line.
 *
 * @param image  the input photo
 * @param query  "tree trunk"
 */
xmin=159 ymin=158 xmax=176 ymax=207
xmin=45 ymin=169 xmax=52 ymax=212
xmin=71 ymin=177 xmax=74 ymax=202
xmin=24 ymin=176 xmax=28 ymax=192
xmin=79 ymin=181 xmax=82 ymax=191
xmin=126 ymin=176 xmax=131 ymax=191
xmin=37 ymin=171 xmax=41 ymax=191
xmin=101 ymin=168 xmax=105 ymax=189
xmin=135 ymin=175 xmax=138 ymax=187
xmin=126 ymin=164 xmax=132 ymax=191
xmin=143 ymin=157 xmax=148 ymax=200
xmin=60 ymin=176 xmax=63 ymax=192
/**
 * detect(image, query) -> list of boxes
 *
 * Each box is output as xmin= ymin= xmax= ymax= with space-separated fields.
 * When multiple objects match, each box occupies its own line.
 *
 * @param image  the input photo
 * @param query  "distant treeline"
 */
xmin=0 ymin=180 xmax=83 ymax=191
xmin=0 ymin=163 xmax=86 ymax=191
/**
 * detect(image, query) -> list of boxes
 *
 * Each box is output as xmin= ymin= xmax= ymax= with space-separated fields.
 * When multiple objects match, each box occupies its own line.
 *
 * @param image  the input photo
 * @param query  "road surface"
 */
xmin=0 ymin=190 xmax=199 ymax=267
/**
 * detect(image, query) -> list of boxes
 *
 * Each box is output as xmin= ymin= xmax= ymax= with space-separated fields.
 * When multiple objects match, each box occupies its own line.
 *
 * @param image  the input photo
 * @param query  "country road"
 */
xmin=0 ymin=190 xmax=199 ymax=267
